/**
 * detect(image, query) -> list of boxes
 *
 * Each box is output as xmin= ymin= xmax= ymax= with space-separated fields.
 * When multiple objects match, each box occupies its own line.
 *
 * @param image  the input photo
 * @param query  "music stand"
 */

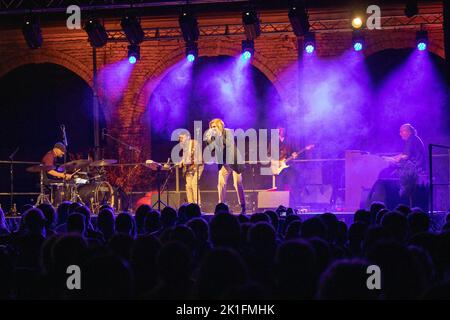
xmin=145 ymin=160 xmax=168 ymax=212
xmin=160 ymin=163 xmax=176 ymax=208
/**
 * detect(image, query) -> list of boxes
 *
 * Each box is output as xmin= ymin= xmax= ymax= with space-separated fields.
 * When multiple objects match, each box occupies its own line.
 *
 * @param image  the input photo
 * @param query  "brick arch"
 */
xmin=0 ymin=48 xmax=93 ymax=87
xmin=364 ymin=38 xmax=445 ymax=60
xmin=131 ymin=40 xmax=282 ymax=122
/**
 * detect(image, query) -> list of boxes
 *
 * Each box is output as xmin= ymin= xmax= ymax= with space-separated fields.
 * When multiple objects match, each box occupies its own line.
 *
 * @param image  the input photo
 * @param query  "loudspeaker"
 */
xmin=300 ymin=184 xmax=333 ymax=204
xmin=258 ymin=191 xmax=289 ymax=209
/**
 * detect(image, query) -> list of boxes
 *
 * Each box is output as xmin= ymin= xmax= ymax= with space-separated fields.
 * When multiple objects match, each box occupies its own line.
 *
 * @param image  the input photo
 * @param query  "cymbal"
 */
xmin=59 ymin=159 xmax=92 ymax=171
xmin=26 ymin=164 xmax=56 ymax=173
xmin=90 ymin=159 xmax=118 ymax=167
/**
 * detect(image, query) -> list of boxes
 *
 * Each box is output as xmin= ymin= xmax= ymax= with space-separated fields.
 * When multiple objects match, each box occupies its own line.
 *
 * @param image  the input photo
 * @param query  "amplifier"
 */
xmin=257 ymin=191 xmax=289 ymax=209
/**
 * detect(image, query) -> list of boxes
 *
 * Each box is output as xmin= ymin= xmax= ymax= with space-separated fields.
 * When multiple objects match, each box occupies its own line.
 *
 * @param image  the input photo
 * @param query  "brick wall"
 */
xmin=0 ymin=3 xmax=445 ymax=190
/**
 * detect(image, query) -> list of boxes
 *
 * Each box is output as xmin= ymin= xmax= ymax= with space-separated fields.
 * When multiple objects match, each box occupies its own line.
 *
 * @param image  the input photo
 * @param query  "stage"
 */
xmin=4 ymin=211 xmax=448 ymax=233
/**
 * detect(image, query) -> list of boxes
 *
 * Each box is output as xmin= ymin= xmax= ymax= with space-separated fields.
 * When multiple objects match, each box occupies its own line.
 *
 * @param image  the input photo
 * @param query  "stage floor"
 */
xmin=4 ymin=211 xmax=448 ymax=233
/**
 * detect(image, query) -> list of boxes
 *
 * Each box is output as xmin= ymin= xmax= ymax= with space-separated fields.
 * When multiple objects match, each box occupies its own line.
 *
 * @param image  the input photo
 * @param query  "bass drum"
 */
xmin=79 ymin=181 xmax=115 ymax=213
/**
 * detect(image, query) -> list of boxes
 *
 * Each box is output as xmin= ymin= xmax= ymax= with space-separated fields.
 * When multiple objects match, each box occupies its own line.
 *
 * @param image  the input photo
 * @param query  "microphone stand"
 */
xmin=62 ymin=125 xmax=68 ymax=202
xmin=103 ymin=132 xmax=140 ymax=211
xmin=8 ymin=147 xmax=19 ymax=215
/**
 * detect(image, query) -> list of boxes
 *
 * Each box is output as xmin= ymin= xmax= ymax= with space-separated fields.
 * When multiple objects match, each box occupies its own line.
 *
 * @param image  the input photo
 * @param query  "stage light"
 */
xmin=351 ymin=6 xmax=365 ymax=29
xmin=22 ymin=15 xmax=42 ymax=49
xmin=121 ymin=12 xmax=144 ymax=45
xmin=416 ymin=30 xmax=428 ymax=51
xmin=128 ymin=44 xmax=140 ymax=64
xmin=186 ymin=41 xmax=198 ymax=62
xmin=179 ymin=8 xmax=199 ymax=43
xmin=288 ymin=1 xmax=310 ymax=37
xmin=84 ymin=17 xmax=108 ymax=48
xmin=352 ymin=17 xmax=363 ymax=29
xmin=405 ymin=0 xmax=418 ymax=18
xmin=352 ymin=30 xmax=364 ymax=52
xmin=187 ymin=54 xmax=195 ymax=62
xmin=242 ymin=7 xmax=261 ymax=40
xmin=304 ymin=32 xmax=315 ymax=54
xmin=242 ymin=39 xmax=254 ymax=60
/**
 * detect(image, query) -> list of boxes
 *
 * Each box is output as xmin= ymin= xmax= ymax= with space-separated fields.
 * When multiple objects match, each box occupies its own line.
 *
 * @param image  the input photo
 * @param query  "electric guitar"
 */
xmin=270 ymin=144 xmax=315 ymax=175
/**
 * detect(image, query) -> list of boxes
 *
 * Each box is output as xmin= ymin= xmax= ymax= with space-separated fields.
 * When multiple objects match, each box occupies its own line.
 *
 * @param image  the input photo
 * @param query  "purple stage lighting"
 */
xmin=243 ymin=51 xmax=252 ymax=60
xmin=304 ymin=32 xmax=315 ymax=54
xmin=241 ymin=39 xmax=254 ymax=60
xmin=127 ymin=44 xmax=140 ymax=64
xmin=416 ymin=30 xmax=428 ymax=51
xmin=352 ymin=30 xmax=364 ymax=52
xmin=187 ymin=54 xmax=195 ymax=62
xmin=354 ymin=42 xmax=363 ymax=51
xmin=305 ymin=44 xmax=315 ymax=54
xmin=186 ymin=41 xmax=198 ymax=62
xmin=417 ymin=42 xmax=427 ymax=51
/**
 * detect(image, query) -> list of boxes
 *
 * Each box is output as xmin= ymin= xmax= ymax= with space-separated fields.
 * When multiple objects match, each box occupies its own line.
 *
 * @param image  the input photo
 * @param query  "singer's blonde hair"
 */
xmin=209 ymin=118 xmax=225 ymax=132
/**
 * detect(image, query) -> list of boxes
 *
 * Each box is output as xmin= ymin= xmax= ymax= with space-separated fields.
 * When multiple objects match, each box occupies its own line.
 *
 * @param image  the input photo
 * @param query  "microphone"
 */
xmin=102 ymin=128 xmax=106 ymax=139
xmin=9 ymin=147 xmax=19 ymax=160
xmin=205 ymin=128 xmax=214 ymax=141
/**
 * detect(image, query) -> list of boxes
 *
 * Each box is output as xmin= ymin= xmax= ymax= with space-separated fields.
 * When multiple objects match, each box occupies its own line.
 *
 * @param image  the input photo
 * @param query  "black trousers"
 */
xmin=278 ymin=166 xmax=300 ymax=207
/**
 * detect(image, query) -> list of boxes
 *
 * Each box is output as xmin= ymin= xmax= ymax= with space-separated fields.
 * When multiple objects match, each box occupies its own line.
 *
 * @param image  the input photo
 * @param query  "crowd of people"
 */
xmin=1 ymin=201 xmax=450 ymax=300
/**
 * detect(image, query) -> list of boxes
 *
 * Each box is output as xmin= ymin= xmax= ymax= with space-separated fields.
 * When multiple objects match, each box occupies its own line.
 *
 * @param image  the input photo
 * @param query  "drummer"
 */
xmin=41 ymin=142 xmax=75 ymax=181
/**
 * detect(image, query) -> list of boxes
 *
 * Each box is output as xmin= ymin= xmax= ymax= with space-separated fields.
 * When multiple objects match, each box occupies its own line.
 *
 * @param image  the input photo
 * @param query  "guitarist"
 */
xmin=276 ymin=126 xmax=299 ymax=192
xmin=272 ymin=126 xmax=314 ymax=207
xmin=178 ymin=132 xmax=204 ymax=205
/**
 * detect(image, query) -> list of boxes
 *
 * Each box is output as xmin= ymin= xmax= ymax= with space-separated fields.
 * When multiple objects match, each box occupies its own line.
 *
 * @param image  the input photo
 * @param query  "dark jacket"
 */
xmin=206 ymin=128 xmax=246 ymax=174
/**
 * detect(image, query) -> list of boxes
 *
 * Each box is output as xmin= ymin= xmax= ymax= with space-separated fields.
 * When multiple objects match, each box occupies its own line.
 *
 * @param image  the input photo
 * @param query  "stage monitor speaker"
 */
xmin=258 ymin=191 xmax=289 ymax=209
xmin=300 ymin=184 xmax=333 ymax=204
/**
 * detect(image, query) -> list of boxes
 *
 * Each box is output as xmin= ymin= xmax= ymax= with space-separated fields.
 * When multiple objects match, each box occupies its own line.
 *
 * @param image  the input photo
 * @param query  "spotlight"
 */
xmin=352 ymin=30 xmax=364 ymax=52
xmin=288 ymin=1 xmax=310 ymax=37
xmin=22 ymin=15 xmax=42 ymax=49
xmin=352 ymin=17 xmax=363 ymax=29
xmin=405 ymin=0 xmax=418 ymax=18
xmin=416 ymin=30 xmax=428 ymax=51
xmin=84 ymin=17 xmax=108 ymax=48
xmin=242 ymin=39 xmax=254 ymax=60
xmin=128 ymin=44 xmax=140 ymax=64
xmin=242 ymin=7 xmax=261 ymax=40
xmin=179 ymin=8 xmax=199 ymax=43
xmin=186 ymin=41 xmax=198 ymax=62
xmin=351 ymin=7 xmax=365 ymax=29
xmin=304 ymin=32 xmax=315 ymax=54
xmin=121 ymin=12 xmax=144 ymax=45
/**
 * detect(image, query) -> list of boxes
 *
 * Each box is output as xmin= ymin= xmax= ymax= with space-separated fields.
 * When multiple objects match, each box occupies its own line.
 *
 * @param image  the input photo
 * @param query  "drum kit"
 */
xmin=26 ymin=158 xmax=120 ymax=213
